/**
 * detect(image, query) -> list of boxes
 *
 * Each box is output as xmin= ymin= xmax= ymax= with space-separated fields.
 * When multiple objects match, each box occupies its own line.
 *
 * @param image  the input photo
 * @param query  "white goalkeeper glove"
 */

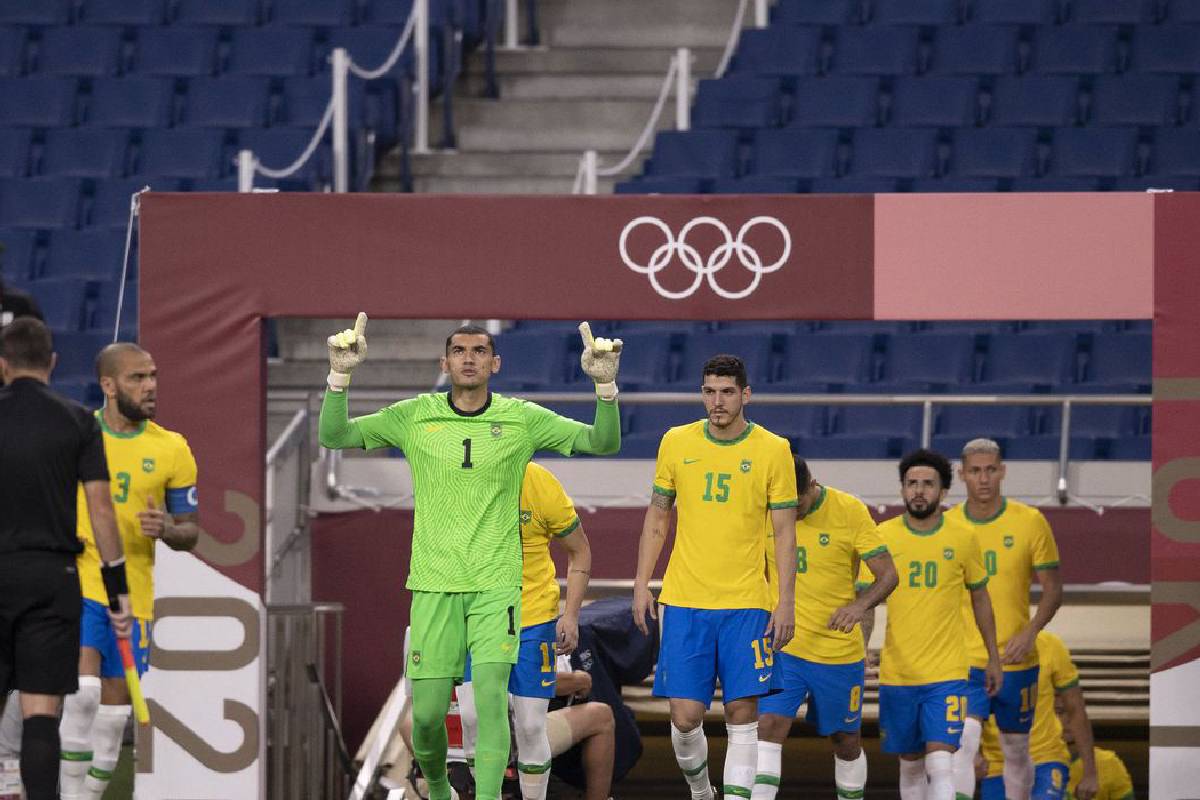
xmin=326 ymin=312 xmax=368 ymax=391
xmin=579 ymin=321 xmax=622 ymax=401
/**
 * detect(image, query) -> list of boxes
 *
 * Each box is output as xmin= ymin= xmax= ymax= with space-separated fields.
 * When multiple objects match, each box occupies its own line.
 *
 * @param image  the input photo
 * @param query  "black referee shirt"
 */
xmin=0 ymin=377 xmax=108 ymax=554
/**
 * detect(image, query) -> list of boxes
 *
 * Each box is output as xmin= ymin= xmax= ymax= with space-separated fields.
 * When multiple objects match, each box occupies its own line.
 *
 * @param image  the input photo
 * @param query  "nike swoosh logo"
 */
xmin=683 ymin=458 xmax=700 ymax=464
xmin=844 ymin=716 xmax=857 ymax=724
xmin=759 ymin=673 xmax=772 ymax=682
xmin=948 ymin=728 xmax=962 ymax=734
xmin=541 ymin=679 xmax=554 ymax=687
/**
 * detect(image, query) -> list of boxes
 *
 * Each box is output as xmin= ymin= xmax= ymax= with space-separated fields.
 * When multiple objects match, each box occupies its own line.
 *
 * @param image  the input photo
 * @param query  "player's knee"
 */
xmin=670 ymin=708 xmax=704 ymax=733
xmin=589 ymin=702 xmax=614 ymax=735
xmin=757 ymin=713 xmax=790 ymax=744
xmin=831 ymin=731 xmax=862 ymax=761
xmin=512 ymin=714 xmax=543 ymax=746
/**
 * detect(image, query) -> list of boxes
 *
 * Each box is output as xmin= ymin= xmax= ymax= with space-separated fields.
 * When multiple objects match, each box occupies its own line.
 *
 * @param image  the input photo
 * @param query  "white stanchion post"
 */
xmin=504 ymin=0 xmax=519 ymax=49
xmin=583 ymin=150 xmax=598 ymax=195
xmin=414 ymin=0 xmax=430 ymax=154
xmin=332 ymin=47 xmax=350 ymax=193
xmin=237 ymin=149 xmax=255 ymax=192
xmin=755 ymin=0 xmax=768 ymax=26
xmin=675 ymin=48 xmax=690 ymax=131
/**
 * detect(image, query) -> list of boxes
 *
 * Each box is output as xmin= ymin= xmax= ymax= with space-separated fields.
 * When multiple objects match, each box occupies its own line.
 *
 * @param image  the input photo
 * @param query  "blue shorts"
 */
xmin=464 ymin=619 xmax=557 ymax=698
xmin=966 ymin=664 xmax=1039 ymax=732
xmin=981 ymin=763 xmax=1069 ymax=800
xmin=652 ymin=605 xmax=780 ymax=707
xmin=878 ymin=680 xmax=969 ymax=755
xmin=80 ymin=598 xmax=151 ymax=679
xmin=758 ymin=652 xmax=865 ymax=736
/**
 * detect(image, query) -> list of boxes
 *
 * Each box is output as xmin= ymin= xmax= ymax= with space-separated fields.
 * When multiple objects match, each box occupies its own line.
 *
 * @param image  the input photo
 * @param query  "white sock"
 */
xmin=456 ymin=682 xmax=477 ymax=778
xmin=925 ymin=751 xmax=954 ymax=800
xmin=0 ymin=692 xmax=22 ymax=759
xmin=81 ymin=704 xmax=130 ymax=800
xmin=59 ymin=677 xmax=101 ymax=800
xmin=835 ymin=751 xmax=867 ymax=800
xmin=511 ymin=695 xmax=552 ymax=800
xmin=899 ymin=757 xmax=927 ymax=800
xmin=953 ymin=717 xmax=982 ymax=800
xmin=724 ymin=722 xmax=758 ymax=800
xmin=671 ymin=722 xmax=713 ymax=799
xmin=1000 ymin=732 xmax=1033 ymax=800
xmin=751 ymin=740 xmax=782 ymax=800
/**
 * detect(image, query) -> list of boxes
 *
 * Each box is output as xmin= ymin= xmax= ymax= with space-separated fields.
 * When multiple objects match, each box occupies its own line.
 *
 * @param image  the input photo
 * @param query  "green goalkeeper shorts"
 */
xmin=407 ymin=587 xmax=522 ymax=679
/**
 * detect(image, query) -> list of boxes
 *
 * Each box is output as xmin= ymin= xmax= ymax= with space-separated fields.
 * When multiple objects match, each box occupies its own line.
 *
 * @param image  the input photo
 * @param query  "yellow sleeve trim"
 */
xmin=553 ymin=517 xmax=581 ymax=538
xmin=769 ymin=499 xmax=799 ymax=510
xmin=652 ymin=485 xmax=676 ymax=498
xmin=966 ymin=576 xmax=990 ymax=590
xmin=1034 ymin=561 xmax=1060 ymax=570
xmin=861 ymin=545 xmax=888 ymax=560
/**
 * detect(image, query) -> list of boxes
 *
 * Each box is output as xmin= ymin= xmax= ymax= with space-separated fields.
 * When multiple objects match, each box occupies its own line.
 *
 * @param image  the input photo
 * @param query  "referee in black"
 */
xmin=0 ymin=318 xmax=131 ymax=800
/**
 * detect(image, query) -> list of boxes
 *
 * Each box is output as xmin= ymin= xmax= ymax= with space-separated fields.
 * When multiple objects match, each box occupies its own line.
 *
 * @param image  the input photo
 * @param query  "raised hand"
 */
xmin=327 ymin=312 xmax=368 ymax=389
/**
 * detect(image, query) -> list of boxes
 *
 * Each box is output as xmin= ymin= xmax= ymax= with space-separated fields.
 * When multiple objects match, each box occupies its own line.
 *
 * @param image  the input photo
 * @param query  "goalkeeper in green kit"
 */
xmin=319 ymin=315 xmax=622 ymax=800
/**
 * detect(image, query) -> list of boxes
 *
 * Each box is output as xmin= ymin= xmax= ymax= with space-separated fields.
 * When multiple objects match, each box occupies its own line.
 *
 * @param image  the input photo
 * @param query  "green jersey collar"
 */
xmin=903 ymin=514 xmax=944 ymax=536
xmin=704 ymin=420 xmax=755 ymax=446
xmin=803 ymin=485 xmax=827 ymax=519
xmin=964 ymin=497 xmax=1008 ymax=524
xmin=446 ymin=391 xmax=492 ymax=417
xmin=96 ymin=408 xmax=146 ymax=439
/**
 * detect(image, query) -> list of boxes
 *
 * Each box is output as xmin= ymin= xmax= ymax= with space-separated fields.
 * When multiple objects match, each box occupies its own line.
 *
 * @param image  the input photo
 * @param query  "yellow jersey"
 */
xmin=947 ymin=498 xmax=1060 ymax=671
xmin=1068 ymin=749 xmax=1135 ymax=800
xmin=519 ymin=462 xmax=580 ymax=628
xmin=982 ymin=631 xmax=1078 ymax=776
xmin=865 ymin=513 xmax=988 ymax=686
xmin=654 ymin=420 xmax=797 ymax=611
xmin=767 ymin=485 xmax=887 ymax=664
xmin=77 ymin=415 xmax=198 ymax=620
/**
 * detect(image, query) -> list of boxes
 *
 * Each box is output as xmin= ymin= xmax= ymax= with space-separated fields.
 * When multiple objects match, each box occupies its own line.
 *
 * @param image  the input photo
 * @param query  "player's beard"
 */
xmin=116 ymin=388 xmax=154 ymax=422
xmin=904 ymin=497 xmax=938 ymax=520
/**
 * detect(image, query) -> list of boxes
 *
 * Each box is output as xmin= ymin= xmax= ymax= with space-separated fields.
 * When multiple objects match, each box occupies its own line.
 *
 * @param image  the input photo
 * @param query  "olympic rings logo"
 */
xmin=618 ymin=216 xmax=792 ymax=300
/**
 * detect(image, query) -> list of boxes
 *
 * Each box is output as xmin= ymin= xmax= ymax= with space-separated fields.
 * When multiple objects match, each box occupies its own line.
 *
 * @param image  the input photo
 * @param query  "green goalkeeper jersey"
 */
xmin=329 ymin=391 xmax=601 ymax=592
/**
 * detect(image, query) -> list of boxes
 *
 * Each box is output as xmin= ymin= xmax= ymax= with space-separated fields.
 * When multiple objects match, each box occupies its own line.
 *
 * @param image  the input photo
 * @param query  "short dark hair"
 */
xmin=95 ymin=342 xmax=148 ymax=381
xmin=0 ymin=316 xmax=53 ymax=371
xmin=898 ymin=448 xmax=952 ymax=491
xmin=794 ymin=455 xmax=812 ymax=489
xmin=702 ymin=354 xmax=748 ymax=388
xmin=445 ymin=324 xmax=496 ymax=355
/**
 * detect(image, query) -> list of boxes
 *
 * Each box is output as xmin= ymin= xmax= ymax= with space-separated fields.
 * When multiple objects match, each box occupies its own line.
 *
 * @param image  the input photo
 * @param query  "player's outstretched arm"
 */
xmin=570 ymin=322 xmax=622 ymax=455
xmin=969 ymin=585 xmax=1003 ymax=697
xmin=319 ymin=313 xmax=369 ymax=449
xmin=1060 ymin=684 xmax=1099 ymax=800
xmin=632 ymin=492 xmax=672 ymax=635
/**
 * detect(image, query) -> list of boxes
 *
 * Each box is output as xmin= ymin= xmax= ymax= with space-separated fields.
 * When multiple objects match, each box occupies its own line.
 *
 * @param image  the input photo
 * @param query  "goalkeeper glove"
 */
xmin=578 ymin=321 xmax=622 ymax=401
xmin=327 ymin=312 xmax=368 ymax=391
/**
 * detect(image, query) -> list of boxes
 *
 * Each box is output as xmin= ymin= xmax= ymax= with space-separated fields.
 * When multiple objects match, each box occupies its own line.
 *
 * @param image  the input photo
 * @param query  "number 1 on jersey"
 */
xmin=462 ymin=438 xmax=473 ymax=469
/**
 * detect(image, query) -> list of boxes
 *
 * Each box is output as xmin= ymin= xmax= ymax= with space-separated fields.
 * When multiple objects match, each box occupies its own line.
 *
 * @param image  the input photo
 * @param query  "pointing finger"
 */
xmin=353 ymin=312 xmax=368 ymax=338
xmin=578 ymin=321 xmax=596 ymax=351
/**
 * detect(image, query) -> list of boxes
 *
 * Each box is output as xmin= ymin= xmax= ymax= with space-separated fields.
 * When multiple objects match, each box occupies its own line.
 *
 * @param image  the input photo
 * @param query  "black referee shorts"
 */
xmin=0 ymin=551 xmax=82 ymax=697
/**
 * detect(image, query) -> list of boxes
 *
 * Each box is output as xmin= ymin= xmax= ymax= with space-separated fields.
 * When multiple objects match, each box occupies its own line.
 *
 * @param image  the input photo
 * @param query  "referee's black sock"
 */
xmin=21 ymin=714 xmax=60 ymax=800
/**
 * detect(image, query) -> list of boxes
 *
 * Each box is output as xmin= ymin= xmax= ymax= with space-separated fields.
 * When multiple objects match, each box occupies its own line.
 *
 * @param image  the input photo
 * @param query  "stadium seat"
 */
xmin=270 ymin=0 xmax=356 ymax=26
xmin=797 ymin=435 xmax=897 ymax=459
xmin=928 ymin=25 xmax=1022 ymax=76
xmin=808 ymin=176 xmax=901 ymax=193
xmin=33 ymin=27 xmax=123 ymax=77
xmin=132 ymin=27 xmax=218 ymax=76
xmin=281 ymin=75 xmax=366 ymax=128
xmin=910 ymin=177 xmax=1003 ymax=192
xmin=830 ymin=26 xmax=922 ymax=75
xmin=238 ymin=128 xmax=329 ymax=181
xmin=1043 ymin=404 xmax=1144 ymax=437
xmin=692 ymin=76 xmax=783 ymax=130
xmin=936 ymin=405 xmax=1033 ymax=439
xmin=728 ymin=26 xmax=826 ymax=78
xmin=752 ymin=129 xmax=841 ymax=178
xmin=84 ymin=77 xmax=174 ymax=128
xmin=1049 ymin=128 xmax=1140 ymax=177
xmin=613 ymin=177 xmax=706 ymax=194
xmin=1008 ymin=176 xmax=1103 ymax=191
xmin=0 ymin=129 xmax=32 ymax=178
xmin=79 ymin=0 xmax=167 ymax=25
xmin=775 ymin=333 xmax=876 ymax=390
xmin=888 ymin=77 xmax=980 ymax=127
xmin=0 ymin=0 xmax=72 ymax=25
xmin=1113 ymin=175 xmax=1200 ymax=191
xmin=968 ymin=0 xmax=1060 ymax=24
xmin=28 ymin=277 xmax=91 ymax=330
xmin=0 ymin=77 xmax=78 ymax=127
xmin=0 ymin=229 xmax=37 ymax=281
xmin=326 ymin=27 xmax=413 ymax=79
xmin=487 ymin=331 xmax=570 ymax=390
xmin=746 ymin=405 xmax=825 ymax=440
xmin=710 ymin=176 xmax=802 ymax=193
xmin=1029 ymin=26 xmax=1119 ymax=75
xmin=88 ymin=177 xmax=181 ymax=228
xmin=0 ymin=27 xmax=26 ymax=77
xmin=849 ymin=129 xmax=940 ymax=178
xmin=879 ymin=334 xmax=977 ymax=390
xmin=980 ymin=333 xmax=1079 ymax=390
xmin=574 ymin=332 xmax=672 ymax=388
xmin=1081 ymin=333 xmax=1151 ymax=392
xmin=950 ymin=128 xmax=1040 ymax=178
xmin=40 ymin=128 xmax=130 ymax=178
xmin=43 ymin=230 xmax=126 ymax=282
xmin=1089 ymin=76 xmax=1181 ymax=127
xmin=773 ymin=0 xmax=864 ymax=24
xmin=627 ymin=405 xmax=707 ymax=439
xmin=182 ymin=76 xmax=271 ymax=128
xmin=1105 ymin=436 xmax=1150 ymax=460
xmin=643 ymin=130 xmax=740 ymax=178
xmin=789 ymin=76 xmax=880 ymax=127
xmin=50 ymin=331 xmax=110 ymax=383
xmin=1147 ymin=130 xmax=1200 ymax=174
xmin=0 ymin=178 xmax=81 ymax=229
xmin=1129 ymin=26 xmax=1200 ymax=74
xmin=919 ymin=321 xmax=1018 ymax=334
xmin=833 ymin=405 xmax=924 ymax=440
xmin=136 ymin=129 xmax=227 ymax=179
xmin=869 ymin=0 xmax=962 ymax=25
xmin=987 ymin=77 xmax=1081 ymax=127
xmin=359 ymin=0 xmax=416 ymax=24
xmin=1161 ymin=0 xmax=1200 ymax=21
xmin=1067 ymin=0 xmax=1157 ymax=23
xmin=174 ymin=0 xmax=261 ymax=25
xmin=87 ymin=278 xmax=136 ymax=334
xmin=227 ymin=28 xmax=315 ymax=75
xmin=679 ymin=333 xmax=774 ymax=386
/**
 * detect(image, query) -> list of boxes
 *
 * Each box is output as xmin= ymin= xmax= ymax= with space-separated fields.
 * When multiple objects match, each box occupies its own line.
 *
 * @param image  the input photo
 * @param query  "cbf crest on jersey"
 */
xmin=520 ymin=510 xmax=532 ymax=525
xmin=943 ymin=547 xmax=955 ymax=560
xmin=142 ymin=458 xmax=155 ymax=473
xmin=1003 ymin=535 xmax=1015 ymax=549
xmin=740 ymin=459 xmax=752 ymax=473
xmin=491 ymin=423 xmax=503 ymax=438
xmin=819 ymin=533 xmax=831 ymax=546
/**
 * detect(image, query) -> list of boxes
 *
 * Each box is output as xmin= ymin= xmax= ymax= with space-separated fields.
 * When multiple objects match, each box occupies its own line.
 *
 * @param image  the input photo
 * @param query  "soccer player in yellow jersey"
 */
xmin=1061 ymin=718 xmax=1131 ymax=800
xmin=947 ymin=439 xmax=1063 ymax=800
xmin=633 ymin=354 xmax=798 ymax=800
xmin=458 ymin=461 xmax=592 ymax=800
xmin=58 ymin=344 xmax=200 ymax=800
xmin=755 ymin=458 xmax=898 ymax=800
xmin=864 ymin=449 xmax=1002 ymax=800
xmin=979 ymin=631 xmax=1099 ymax=800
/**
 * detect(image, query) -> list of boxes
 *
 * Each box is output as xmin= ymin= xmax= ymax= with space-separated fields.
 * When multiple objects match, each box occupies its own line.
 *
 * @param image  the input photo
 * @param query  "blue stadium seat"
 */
xmin=980 ymin=333 xmax=1079 ymax=390
xmin=919 ymin=321 xmax=1018 ymax=334
xmin=775 ymin=333 xmax=875 ymax=390
xmin=789 ymin=76 xmax=880 ymax=127
xmin=988 ymin=77 xmax=1081 ymax=127
xmin=1049 ymin=128 xmax=1140 ymax=177
xmin=0 ymin=129 xmax=32 ymax=178
xmin=968 ymin=0 xmax=1060 ymax=23
xmin=79 ymin=0 xmax=167 ymax=24
xmin=627 ymin=405 xmax=707 ymax=437
xmin=0 ymin=0 xmax=72 ymax=24
xmin=43 ymin=230 xmax=126 ymax=281
xmin=85 ymin=77 xmax=174 ymax=127
xmin=849 ymin=129 xmax=940 ymax=178
xmin=830 ymin=26 xmax=922 ymax=75
xmin=1003 ymin=434 xmax=1099 ymax=460
xmin=614 ymin=177 xmax=706 ymax=194
xmin=0 ymin=27 xmax=26 ymax=76
xmin=910 ymin=177 xmax=1003 ymax=191
xmin=0 ymin=178 xmax=81 ymax=229
xmin=889 ymin=77 xmax=980 ymax=127
xmin=28 ymin=278 xmax=90 ymax=330
xmin=929 ymin=25 xmax=1021 ymax=76
xmin=813 ymin=321 xmax=914 ymax=334
xmin=0 ymin=77 xmax=78 ymax=127
xmin=833 ymin=405 xmax=923 ymax=440
xmin=88 ymin=176 xmax=181 ymax=228
xmin=1043 ymin=404 xmax=1144 ymax=437
xmin=679 ymin=333 xmax=774 ymax=385
xmin=869 ymin=0 xmax=962 ymax=25
xmin=359 ymin=0 xmax=415 ymax=25
xmin=1081 ymin=333 xmax=1151 ymax=392
xmin=1113 ymin=175 xmax=1200 ymax=191
xmin=238 ymin=128 xmax=329 ymax=181
xmin=879 ymin=334 xmax=977 ymax=389
xmin=174 ymin=0 xmax=261 ymax=25
xmin=728 ymin=26 xmax=825 ymax=77
xmin=1089 ymin=76 xmax=1181 ymax=127
xmin=797 ymin=435 xmax=897 ymax=459
xmin=228 ymin=28 xmax=314 ymax=75
xmin=643 ymin=130 xmax=740 ymax=178
xmin=182 ymin=76 xmax=271 ymax=128
xmin=40 ymin=128 xmax=130 ymax=178
xmin=692 ymin=76 xmax=783 ymax=130
xmin=752 ymin=129 xmax=841 ymax=178
xmin=136 ymin=129 xmax=227 ymax=178
xmin=936 ymin=405 xmax=1033 ymax=438
xmin=270 ymin=0 xmax=355 ymax=26
xmin=1067 ymin=0 xmax=1156 ymax=23
xmin=487 ymin=331 xmax=570 ymax=390
xmin=951 ymin=128 xmax=1040 ymax=178
xmin=1153 ymin=129 xmax=1200 ymax=174
xmin=326 ymin=27 xmax=413 ymax=79
xmin=281 ymin=75 xmax=366 ymax=128
xmin=1130 ymin=26 xmax=1200 ymax=74
xmin=808 ymin=176 xmax=901 ymax=193
xmin=1008 ymin=176 xmax=1103 ymax=191
xmin=1161 ymin=0 xmax=1200 ymax=21
xmin=34 ymin=27 xmax=123 ymax=77
xmin=0 ymin=229 xmax=37 ymax=280
xmin=85 ymin=278 xmax=136 ymax=334
xmin=579 ymin=332 xmax=672 ymax=388
xmin=710 ymin=176 xmax=802 ymax=193
xmin=50 ymin=331 xmax=110 ymax=383
xmin=1030 ymin=26 xmax=1119 ymax=75
xmin=746 ymin=405 xmax=825 ymax=440
xmin=1105 ymin=436 xmax=1150 ymax=460
xmin=774 ymin=0 xmax=864 ymax=24
xmin=133 ymin=27 xmax=218 ymax=75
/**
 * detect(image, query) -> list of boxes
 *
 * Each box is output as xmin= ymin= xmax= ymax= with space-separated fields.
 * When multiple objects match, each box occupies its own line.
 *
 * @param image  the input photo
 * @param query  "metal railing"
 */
xmin=265 ymin=406 xmax=314 ymax=604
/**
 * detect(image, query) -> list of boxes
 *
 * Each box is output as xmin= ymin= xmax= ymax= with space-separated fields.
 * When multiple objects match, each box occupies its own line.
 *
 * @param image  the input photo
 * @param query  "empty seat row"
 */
xmin=1 ymin=228 xmax=130 ymax=281
xmin=0 ymin=273 xmax=135 ymax=336
xmin=0 ymin=0 xmax=445 ymax=28
xmin=772 ymin=0 xmax=1199 ymax=26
